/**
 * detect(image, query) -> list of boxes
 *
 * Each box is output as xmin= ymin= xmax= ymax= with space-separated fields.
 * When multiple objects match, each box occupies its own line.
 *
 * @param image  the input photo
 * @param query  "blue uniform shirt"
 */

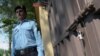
xmin=11 ymin=19 xmax=44 ymax=56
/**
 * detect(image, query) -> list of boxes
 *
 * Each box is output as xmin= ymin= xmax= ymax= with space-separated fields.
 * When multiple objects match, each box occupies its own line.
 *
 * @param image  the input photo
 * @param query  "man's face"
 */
xmin=16 ymin=8 xmax=26 ymax=20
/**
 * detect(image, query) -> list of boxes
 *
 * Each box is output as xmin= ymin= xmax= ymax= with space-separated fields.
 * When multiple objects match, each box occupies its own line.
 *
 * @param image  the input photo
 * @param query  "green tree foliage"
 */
xmin=0 ymin=17 xmax=17 ymax=56
xmin=0 ymin=0 xmax=39 ymax=19
xmin=0 ymin=49 xmax=10 ymax=56
xmin=0 ymin=49 xmax=3 ymax=56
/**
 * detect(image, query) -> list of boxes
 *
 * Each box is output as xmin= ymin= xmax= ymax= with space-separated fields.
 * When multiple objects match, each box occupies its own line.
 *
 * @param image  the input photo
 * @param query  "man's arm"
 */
xmin=32 ymin=21 xmax=44 ymax=56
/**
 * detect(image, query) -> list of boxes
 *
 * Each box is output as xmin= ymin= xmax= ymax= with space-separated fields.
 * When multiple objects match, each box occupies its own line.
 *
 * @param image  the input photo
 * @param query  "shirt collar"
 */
xmin=18 ymin=19 xmax=28 ymax=24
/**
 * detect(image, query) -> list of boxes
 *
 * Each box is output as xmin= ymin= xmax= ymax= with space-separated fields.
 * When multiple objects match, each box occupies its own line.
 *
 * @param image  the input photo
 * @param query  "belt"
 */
xmin=15 ymin=46 xmax=37 ymax=55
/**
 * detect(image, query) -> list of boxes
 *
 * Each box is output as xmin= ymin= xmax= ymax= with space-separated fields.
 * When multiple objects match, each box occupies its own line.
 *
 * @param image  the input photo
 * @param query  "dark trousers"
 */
xmin=15 ymin=46 xmax=38 ymax=56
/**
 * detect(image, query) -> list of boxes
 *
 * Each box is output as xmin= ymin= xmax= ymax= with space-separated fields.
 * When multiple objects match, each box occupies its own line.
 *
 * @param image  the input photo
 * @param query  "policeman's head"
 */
xmin=14 ymin=5 xmax=27 ymax=20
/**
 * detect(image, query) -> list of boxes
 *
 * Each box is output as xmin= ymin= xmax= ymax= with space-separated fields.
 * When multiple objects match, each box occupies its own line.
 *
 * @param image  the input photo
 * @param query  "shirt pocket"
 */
xmin=22 ymin=27 xmax=32 ymax=32
xmin=12 ymin=28 xmax=19 ymax=36
xmin=22 ymin=27 xmax=33 ymax=37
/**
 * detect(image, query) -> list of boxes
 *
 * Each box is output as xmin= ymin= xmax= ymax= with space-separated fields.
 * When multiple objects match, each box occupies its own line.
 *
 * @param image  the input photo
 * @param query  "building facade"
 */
xmin=47 ymin=0 xmax=100 ymax=56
